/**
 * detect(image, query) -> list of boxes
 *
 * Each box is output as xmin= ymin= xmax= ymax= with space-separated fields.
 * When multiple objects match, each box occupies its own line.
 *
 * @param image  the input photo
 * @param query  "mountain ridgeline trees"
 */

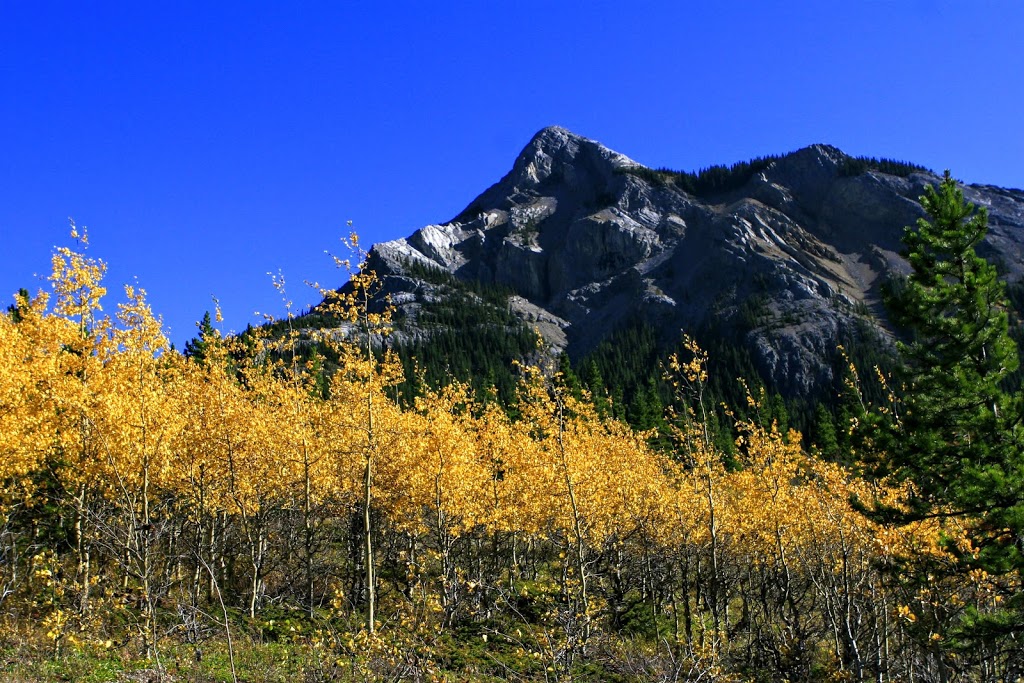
xmin=620 ymin=147 xmax=929 ymax=198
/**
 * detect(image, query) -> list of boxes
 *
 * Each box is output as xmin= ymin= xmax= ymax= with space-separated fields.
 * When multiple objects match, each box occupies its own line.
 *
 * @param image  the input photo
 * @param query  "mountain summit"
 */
xmin=359 ymin=128 xmax=1024 ymax=397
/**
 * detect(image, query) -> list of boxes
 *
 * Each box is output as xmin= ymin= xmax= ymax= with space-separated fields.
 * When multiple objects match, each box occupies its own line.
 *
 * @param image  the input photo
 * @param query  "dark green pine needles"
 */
xmin=885 ymin=170 xmax=1024 ymax=642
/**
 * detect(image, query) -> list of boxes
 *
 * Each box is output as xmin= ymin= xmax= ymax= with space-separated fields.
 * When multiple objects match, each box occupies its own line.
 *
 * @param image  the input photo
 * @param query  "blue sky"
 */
xmin=2 ymin=2 xmax=1022 ymax=347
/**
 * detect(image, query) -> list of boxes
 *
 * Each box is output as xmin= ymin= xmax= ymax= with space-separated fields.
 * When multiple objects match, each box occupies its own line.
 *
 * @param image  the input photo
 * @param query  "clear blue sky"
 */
xmin=2 ymin=1 xmax=1022 ymax=348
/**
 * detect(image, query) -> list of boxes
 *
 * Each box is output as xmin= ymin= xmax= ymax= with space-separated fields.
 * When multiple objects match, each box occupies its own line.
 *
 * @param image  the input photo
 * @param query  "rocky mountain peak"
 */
xmin=442 ymin=127 xmax=642 ymax=227
xmin=351 ymin=128 xmax=1024 ymax=398
xmin=509 ymin=126 xmax=642 ymax=190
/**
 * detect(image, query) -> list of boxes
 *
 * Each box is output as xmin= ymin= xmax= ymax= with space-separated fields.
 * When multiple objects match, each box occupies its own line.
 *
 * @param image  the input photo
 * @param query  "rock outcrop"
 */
xmin=359 ymin=127 xmax=1024 ymax=397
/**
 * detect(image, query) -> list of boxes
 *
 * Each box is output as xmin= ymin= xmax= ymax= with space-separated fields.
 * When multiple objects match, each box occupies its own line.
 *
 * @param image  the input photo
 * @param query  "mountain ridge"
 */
xmin=341 ymin=127 xmax=1024 ymax=398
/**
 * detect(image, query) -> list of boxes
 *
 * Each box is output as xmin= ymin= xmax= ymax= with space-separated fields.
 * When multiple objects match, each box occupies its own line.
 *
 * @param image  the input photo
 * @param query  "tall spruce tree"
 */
xmin=885 ymin=171 xmax=1024 ymax=642
xmin=184 ymin=311 xmax=217 ymax=364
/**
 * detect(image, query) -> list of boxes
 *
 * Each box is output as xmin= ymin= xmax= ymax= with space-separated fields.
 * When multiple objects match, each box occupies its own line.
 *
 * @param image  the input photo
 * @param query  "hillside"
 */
xmin=324 ymin=127 xmax=1024 ymax=404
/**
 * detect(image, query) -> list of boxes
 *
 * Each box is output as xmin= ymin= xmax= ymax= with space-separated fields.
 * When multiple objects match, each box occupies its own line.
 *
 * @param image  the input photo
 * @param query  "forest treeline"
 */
xmin=0 ymin=199 xmax=1021 ymax=681
xmin=620 ymin=147 xmax=929 ymax=198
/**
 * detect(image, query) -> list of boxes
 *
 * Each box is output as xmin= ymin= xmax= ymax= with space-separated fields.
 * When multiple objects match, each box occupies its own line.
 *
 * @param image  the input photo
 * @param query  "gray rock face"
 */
xmin=364 ymin=127 xmax=1024 ymax=396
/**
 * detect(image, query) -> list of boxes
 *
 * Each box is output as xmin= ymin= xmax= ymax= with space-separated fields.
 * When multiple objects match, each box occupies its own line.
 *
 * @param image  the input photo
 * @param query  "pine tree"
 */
xmin=184 ymin=311 xmax=217 ymax=364
xmin=884 ymin=170 xmax=1024 ymax=643
xmin=811 ymin=404 xmax=839 ymax=461
xmin=5 ymin=288 xmax=31 ymax=323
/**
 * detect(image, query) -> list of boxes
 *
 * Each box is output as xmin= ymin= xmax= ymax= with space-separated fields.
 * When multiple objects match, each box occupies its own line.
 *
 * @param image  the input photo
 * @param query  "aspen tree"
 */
xmin=0 ymin=290 xmax=55 ymax=483
xmin=516 ymin=360 xmax=595 ymax=666
xmin=419 ymin=384 xmax=502 ymax=621
xmin=318 ymin=229 xmax=402 ymax=633
xmin=230 ymin=356 xmax=294 ymax=619
xmin=266 ymin=272 xmax=333 ymax=616
xmin=97 ymin=285 xmax=179 ymax=657
xmin=47 ymin=223 xmax=111 ymax=614
xmin=0 ymin=291 xmax=62 ymax=620
xmin=665 ymin=336 xmax=729 ymax=646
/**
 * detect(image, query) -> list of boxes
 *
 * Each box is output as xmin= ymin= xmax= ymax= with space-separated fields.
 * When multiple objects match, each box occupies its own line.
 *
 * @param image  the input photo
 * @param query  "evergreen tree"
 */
xmin=626 ymin=377 xmax=665 ymax=431
xmin=811 ymin=404 xmax=839 ymax=460
xmin=557 ymin=351 xmax=583 ymax=401
xmin=5 ymin=288 xmax=31 ymax=323
xmin=183 ymin=311 xmax=217 ymax=364
xmin=884 ymin=171 xmax=1024 ymax=642
xmin=580 ymin=360 xmax=611 ymax=417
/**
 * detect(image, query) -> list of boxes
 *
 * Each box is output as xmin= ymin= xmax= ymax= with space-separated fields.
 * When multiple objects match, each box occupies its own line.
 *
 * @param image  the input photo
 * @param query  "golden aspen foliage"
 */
xmin=93 ymin=285 xmax=180 ymax=498
xmin=168 ymin=353 xmax=235 ymax=515
xmin=0 ymin=230 xmax=1014 ymax=681
xmin=0 ymin=291 xmax=60 ymax=484
xmin=511 ymin=359 xmax=674 ymax=546
xmin=281 ymin=370 xmax=338 ymax=507
xmin=663 ymin=335 xmax=730 ymax=551
xmin=225 ymin=362 xmax=297 ymax=516
xmin=512 ymin=362 xmax=588 ymax=542
xmin=316 ymin=231 xmax=406 ymax=632
xmin=315 ymin=232 xmax=406 ymax=513
xmin=728 ymin=421 xmax=811 ymax=565
xmin=171 ymin=348 xmax=255 ymax=515
xmin=661 ymin=335 xmax=737 ymax=645
xmin=48 ymin=221 xmax=107 ymax=335
xmin=85 ymin=285 xmax=183 ymax=656
xmin=394 ymin=383 xmax=490 ymax=537
xmin=29 ymin=226 xmax=119 ymax=505
xmin=321 ymin=344 xmax=405 ymax=506
xmin=468 ymin=399 xmax=532 ymax=535
xmin=462 ymin=397 xmax=520 ymax=536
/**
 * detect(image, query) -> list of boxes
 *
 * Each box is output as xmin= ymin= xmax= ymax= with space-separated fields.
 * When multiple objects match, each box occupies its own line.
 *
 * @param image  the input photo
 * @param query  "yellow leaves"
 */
xmin=897 ymin=604 xmax=918 ymax=623
xmin=967 ymin=567 xmax=990 ymax=584
xmin=8 ymin=231 xmax=1004 ymax=673
xmin=511 ymin=361 xmax=674 ymax=547
xmin=49 ymin=221 xmax=108 ymax=331
xmin=329 ymin=584 xmax=347 ymax=612
xmin=43 ymin=608 xmax=67 ymax=641
xmin=659 ymin=380 xmax=903 ymax=586
xmin=665 ymin=334 xmax=709 ymax=385
xmin=113 ymin=284 xmax=168 ymax=355
xmin=392 ymin=384 xmax=490 ymax=537
xmin=0 ymin=312 xmax=49 ymax=483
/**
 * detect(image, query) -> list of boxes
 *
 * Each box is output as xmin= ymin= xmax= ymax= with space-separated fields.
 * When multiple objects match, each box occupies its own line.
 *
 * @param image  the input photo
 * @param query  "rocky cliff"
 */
xmin=358 ymin=126 xmax=1024 ymax=397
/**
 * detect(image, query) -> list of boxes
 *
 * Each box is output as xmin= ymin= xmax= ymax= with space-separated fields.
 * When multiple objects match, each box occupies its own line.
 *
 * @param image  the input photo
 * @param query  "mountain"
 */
xmin=324 ymin=127 xmax=1024 ymax=402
